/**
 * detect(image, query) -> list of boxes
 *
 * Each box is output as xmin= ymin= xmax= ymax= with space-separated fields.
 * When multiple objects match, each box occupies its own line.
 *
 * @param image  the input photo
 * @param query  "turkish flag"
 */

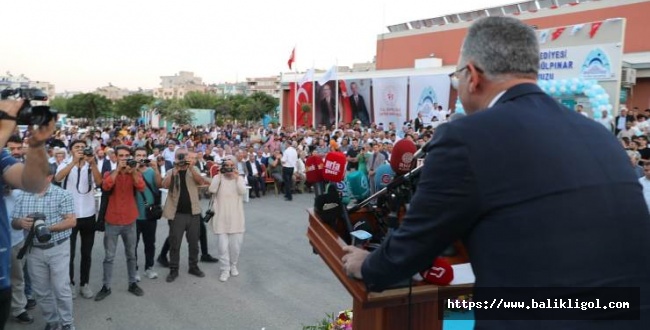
xmin=287 ymin=48 xmax=295 ymax=70
xmin=289 ymin=82 xmax=313 ymax=127
xmin=338 ymin=81 xmax=353 ymax=123
xmin=589 ymin=21 xmax=602 ymax=38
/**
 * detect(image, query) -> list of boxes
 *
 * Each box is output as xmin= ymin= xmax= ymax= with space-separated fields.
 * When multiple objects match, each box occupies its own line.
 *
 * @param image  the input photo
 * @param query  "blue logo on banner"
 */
xmin=581 ymin=48 xmax=612 ymax=79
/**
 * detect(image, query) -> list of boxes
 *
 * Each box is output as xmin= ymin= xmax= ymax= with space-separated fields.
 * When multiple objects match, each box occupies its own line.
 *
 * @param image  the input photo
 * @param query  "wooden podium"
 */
xmin=307 ymin=208 xmax=473 ymax=330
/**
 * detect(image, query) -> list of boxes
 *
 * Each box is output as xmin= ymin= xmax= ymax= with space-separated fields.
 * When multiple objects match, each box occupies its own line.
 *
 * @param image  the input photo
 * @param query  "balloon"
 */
xmin=549 ymin=86 xmax=557 ymax=95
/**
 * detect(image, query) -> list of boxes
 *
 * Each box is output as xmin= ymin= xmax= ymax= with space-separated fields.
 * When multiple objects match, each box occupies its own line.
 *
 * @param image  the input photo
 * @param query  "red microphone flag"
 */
xmin=420 ymin=257 xmax=454 ymax=286
xmin=390 ymin=139 xmax=417 ymax=175
xmin=323 ymin=152 xmax=347 ymax=183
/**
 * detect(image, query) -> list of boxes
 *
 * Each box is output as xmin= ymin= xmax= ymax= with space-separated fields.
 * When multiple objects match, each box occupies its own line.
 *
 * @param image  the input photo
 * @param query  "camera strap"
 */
xmin=62 ymin=162 xmax=92 ymax=194
xmin=0 ymin=111 xmax=17 ymax=121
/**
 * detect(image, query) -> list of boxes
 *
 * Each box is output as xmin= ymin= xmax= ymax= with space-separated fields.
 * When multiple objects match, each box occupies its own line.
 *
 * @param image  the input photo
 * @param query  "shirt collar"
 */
xmin=488 ymin=90 xmax=507 ymax=108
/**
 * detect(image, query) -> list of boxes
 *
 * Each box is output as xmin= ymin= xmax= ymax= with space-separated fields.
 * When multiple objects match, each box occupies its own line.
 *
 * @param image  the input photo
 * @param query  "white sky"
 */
xmin=2 ymin=0 xmax=518 ymax=92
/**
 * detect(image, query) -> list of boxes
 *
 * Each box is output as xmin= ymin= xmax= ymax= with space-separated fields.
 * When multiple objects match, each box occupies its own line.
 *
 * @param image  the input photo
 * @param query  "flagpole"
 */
xmin=294 ymin=67 xmax=298 ymax=131
xmin=334 ymin=60 xmax=339 ymax=130
xmin=312 ymin=60 xmax=316 ymax=130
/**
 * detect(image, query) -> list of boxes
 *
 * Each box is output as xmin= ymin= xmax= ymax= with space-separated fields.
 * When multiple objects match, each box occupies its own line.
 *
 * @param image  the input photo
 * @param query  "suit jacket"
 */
xmin=245 ymin=160 xmax=263 ymax=177
xmin=361 ymin=83 xmax=650 ymax=328
xmin=99 ymin=158 xmax=112 ymax=177
xmin=367 ymin=152 xmax=386 ymax=173
xmin=319 ymin=97 xmax=337 ymax=127
xmin=349 ymin=93 xmax=370 ymax=126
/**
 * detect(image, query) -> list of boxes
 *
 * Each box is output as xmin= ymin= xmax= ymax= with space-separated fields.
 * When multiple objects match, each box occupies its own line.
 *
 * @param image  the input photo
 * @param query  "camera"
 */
xmin=0 ymin=88 xmax=58 ymax=126
xmin=201 ymin=209 xmax=215 ymax=223
xmin=175 ymin=153 xmax=188 ymax=167
xmin=127 ymin=159 xmax=138 ymax=168
xmin=221 ymin=165 xmax=234 ymax=173
xmin=139 ymin=159 xmax=151 ymax=166
xmin=83 ymin=147 xmax=94 ymax=157
xmin=32 ymin=213 xmax=52 ymax=243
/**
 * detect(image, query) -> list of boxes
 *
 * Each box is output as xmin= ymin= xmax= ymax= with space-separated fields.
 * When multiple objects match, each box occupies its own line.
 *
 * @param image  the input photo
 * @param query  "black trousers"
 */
xmin=0 ymin=287 xmax=10 ymax=330
xmin=282 ymin=167 xmax=294 ymax=199
xmin=160 ymin=220 xmax=209 ymax=257
xmin=136 ymin=220 xmax=157 ymax=270
xmin=69 ymin=215 xmax=96 ymax=286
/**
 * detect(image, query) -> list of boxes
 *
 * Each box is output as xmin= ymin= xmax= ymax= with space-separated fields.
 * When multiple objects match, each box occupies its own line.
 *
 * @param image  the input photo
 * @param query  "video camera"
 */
xmin=220 ymin=160 xmax=234 ymax=174
xmin=0 ymin=88 xmax=57 ymax=126
xmin=17 ymin=212 xmax=51 ymax=260
xmin=127 ymin=159 xmax=138 ymax=168
xmin=139 ymin=159 xmax=151 ymax=166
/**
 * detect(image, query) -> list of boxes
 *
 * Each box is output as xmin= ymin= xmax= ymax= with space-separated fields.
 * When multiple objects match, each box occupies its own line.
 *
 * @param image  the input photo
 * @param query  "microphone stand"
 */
xmin=347 ymin=163 xmax=424 ymax=213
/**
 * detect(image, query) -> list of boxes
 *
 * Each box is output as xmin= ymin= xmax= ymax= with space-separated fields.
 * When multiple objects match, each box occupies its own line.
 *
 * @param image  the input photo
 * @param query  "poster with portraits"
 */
xmin=408 ymin=74 xmax=451 ymax=127
xmin=314 ymin=81 xmax=338 ymax=129
xmin=342 ymin=79 xmax=372 ymax=127
xmin=371 ymin=77 xmax=408 ymax=128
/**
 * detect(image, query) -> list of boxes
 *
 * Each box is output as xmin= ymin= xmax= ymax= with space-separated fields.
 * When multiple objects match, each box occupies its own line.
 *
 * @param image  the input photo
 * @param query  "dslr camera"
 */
xmin=127 ymin=158 xmax=138 ymax=168
xmin=0 ymin=88 xmax=57 ymax=126
xmin=220 ymin=160 xmax=234 ymax=174
xmin=139 ymin=159 xmax=151 ymax=166
xmin=175 ymin=153 xmax=189 ymax=167
xmin=83 ymin=146 xmax=94 ymax=157
xmin=17 ymin=213 xmax=51 ymax=260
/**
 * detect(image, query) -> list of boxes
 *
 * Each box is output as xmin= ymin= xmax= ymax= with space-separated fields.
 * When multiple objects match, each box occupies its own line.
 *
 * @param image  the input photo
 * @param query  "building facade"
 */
xmin=246 ymin=76 xmax=281 ymax=98
xmin=153 ymin=71 xmax=208 ymax=100
xmin=375 ymin=0 xmax=650 ymax=111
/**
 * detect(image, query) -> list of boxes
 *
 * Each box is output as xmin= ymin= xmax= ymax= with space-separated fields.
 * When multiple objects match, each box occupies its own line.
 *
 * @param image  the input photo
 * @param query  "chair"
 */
xmin=209 ymin=164 xmax=220 ymax=177
xmin=261 ymin=164 xmax=278 ymax=195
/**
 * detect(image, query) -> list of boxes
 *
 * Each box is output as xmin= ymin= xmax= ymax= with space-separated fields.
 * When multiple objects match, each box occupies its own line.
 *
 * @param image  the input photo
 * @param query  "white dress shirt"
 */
xmin=281 ymin=146 xmax=298 ymax=168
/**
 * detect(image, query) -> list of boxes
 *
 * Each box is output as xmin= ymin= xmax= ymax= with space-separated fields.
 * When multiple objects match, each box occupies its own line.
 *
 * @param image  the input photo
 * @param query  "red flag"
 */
xmin=338 ymin=81 xmax=353 ymax=123
xmin=289 ymin=82 xmax=313 ymax=127
xmin=589 ymin=21 xmax=602 ymax=38
xmin=551 ymin=27 xmax=566 ymax=41
xmin=287 ymin=48 xmax=295 ymax=70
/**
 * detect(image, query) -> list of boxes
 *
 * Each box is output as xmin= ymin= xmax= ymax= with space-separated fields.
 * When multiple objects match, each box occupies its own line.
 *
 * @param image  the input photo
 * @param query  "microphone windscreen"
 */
xmin=346 ymin=170 xmax=370 ymax=201
xmin=323 ymin=152 xmax=347 ymax=183
xmin=420 ymin=257 xmax=454 ymax=286
xmin=305 ymin=155 xmax=324 ymax=184
xmin=374 ymin=164 xmax=395 ymax=190
xmin=390 ymin=139 xmax=417 ymax=175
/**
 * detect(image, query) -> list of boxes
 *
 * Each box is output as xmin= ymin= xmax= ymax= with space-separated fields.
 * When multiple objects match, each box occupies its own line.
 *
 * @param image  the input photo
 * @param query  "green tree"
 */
xmin=156 ymin=99 xmax=194 ymax=126
xmin=249 ymin=91 xmax=278 ymax=117
xmin=66 ymin=93 xmax=112 ymax=124
xmin=49 ymin=97 xmax=68 ymax=114
xmin=114 ymin=94 xmax=154 ymax=119
xmin=183 ymin=91 xmax=218 ymax=109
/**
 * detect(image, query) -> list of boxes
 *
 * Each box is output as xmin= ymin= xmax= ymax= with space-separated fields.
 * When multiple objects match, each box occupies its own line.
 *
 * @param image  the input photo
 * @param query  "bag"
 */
xmin=145 ymin=204 xmax=163 ymax=221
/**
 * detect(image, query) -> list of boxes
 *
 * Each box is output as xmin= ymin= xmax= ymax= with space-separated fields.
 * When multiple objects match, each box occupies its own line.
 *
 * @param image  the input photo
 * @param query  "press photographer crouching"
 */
xmin=11 ymin=165 xmax=77 ymax=330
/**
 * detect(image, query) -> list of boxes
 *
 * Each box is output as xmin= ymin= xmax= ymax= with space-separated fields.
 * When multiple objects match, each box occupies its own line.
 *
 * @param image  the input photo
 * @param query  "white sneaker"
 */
xmin=230 ymin=266 xmax=239 ymax=277
xmin=145 ymin=268 xmax=158 ymax=279
xmin=219 ymin=271 xmax=229 ymax=282
xmin=70 ymin=283 xmax=77 ymax=299
xmin=79 ymin=284 xmax=94 ymax=299
xmin=135 ymin=273 xmax=141 ymax=282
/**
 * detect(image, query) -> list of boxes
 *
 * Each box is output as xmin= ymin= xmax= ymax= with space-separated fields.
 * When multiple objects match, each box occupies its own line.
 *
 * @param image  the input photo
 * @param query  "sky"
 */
xmin=2 ymin=0 xmax=518 ymax=92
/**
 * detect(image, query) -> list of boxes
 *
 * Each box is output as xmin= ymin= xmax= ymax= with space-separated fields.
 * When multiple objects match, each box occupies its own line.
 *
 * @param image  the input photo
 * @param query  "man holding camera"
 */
xmin=11 ymin=166 xmax=76 ymax=330
xmin=161 ymin=149 xmax=206 ymax=282
xmin=55 ymin=140 xmax=103 ymax=300
xmin=0 ymin=98 xmax=58 ymax=328
xmin=133 ymin=147 xmax=162 ymax=280
xmin=95 ymin=146 xmax=145 ymax=301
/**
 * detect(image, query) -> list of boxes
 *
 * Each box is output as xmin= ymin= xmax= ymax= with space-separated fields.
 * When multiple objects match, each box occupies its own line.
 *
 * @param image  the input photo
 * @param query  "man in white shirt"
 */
xmin=597 ymin=110 xmax=614 ymax=132
xmin=161 ymin=141 xmax=177 ymax=170
xmin=281 ymin=141 xmax=298 ymax=201
xmin=55 ymin=140 xmax=103 ymax=300
xmin=639 ymin=163 xmax=650 ymax=211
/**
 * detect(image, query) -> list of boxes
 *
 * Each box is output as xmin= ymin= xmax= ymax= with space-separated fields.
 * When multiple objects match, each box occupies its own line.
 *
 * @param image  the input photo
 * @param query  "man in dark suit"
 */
xmin=245 ymin=152 xmax=264 ymax=198
xmin=349 ymin=82 xmax=370 ymax=127
xmin=342 ymin=17 xmax=650 ymax=329
xmin=318 ymin=84 xmax=337 ymax=127
xmin=615 ymin=107 xmax=635 ymax=136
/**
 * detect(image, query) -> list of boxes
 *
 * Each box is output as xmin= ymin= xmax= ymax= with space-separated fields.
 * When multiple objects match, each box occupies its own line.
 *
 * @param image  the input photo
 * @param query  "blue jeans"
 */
xmin=103 ymin=222 xmax=137 ymax=287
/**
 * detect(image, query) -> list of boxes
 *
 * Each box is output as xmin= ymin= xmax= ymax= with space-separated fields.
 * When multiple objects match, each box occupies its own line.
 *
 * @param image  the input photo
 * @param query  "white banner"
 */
xmin=408 ymin=75 xmax=451 ymax=127
xmin=538 ymin=43 xmax=621 ymax=81
xmin=372 ymin=77 xmax=408 ymax=128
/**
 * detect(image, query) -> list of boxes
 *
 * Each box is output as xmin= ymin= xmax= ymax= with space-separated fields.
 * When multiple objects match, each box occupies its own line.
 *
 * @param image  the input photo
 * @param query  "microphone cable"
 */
xmin=407 ymin=277 xmax=413 ymax=330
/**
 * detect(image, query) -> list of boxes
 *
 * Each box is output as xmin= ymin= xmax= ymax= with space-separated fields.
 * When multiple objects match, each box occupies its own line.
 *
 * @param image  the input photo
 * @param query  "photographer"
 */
xmin=161 ymin=149 xmax=206 ymax=282
xmin=11 ymin=166 xmax=76 ymax=330
xmin=208 ymin=156 xmax=247 ymax=282
xmin=55 ymin=140 xmax=102 ymax=300
xmin=95 ymin=146 xmax=145 ymax=301
xmin=0 ymin=99 xmax=57 ymax=328
xmin=133 ymin=147 xmax=162 ymax=280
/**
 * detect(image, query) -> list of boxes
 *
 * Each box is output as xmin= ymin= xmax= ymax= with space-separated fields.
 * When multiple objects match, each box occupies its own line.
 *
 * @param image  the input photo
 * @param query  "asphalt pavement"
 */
xmin=7 ymin=190 xmax=349 ymax=330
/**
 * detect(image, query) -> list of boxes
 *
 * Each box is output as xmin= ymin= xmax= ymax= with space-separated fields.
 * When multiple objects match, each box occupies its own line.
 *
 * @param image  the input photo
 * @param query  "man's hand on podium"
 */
xmin=342 ymin=246 xmax=370 ymax=279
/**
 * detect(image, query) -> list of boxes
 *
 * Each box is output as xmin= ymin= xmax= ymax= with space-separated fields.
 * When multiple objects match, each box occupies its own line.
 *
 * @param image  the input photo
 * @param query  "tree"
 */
xmin=156 ymin=99 xmax=194 ymax=126
xmin=183 ymin=91 xmax=218 ymax=109
xmin=114 ymin=94 xmax=154 ymax=119
xmin=66 ymin=93 xmax=112 ymax=124
xmin=249 ymin=91 xmax=278 ymax=118
xmin=49 ymin=97 xmax=68 ymax=114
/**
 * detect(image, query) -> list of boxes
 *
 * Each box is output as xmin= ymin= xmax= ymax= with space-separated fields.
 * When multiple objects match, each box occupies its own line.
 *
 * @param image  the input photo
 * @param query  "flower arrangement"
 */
xmin=302 ymin=309 xmax=353 ymax=330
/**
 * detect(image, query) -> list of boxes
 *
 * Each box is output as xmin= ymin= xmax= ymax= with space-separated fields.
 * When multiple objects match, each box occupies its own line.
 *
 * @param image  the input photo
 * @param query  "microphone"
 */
xmin=305 ymin=155 xmax=325 ymax=196
xmin=323 ymin=152 xmax=347 ymax=183
xmin=374 ymin=164 xmax=395 ymax=191
xmin=390 ymin=139 xmax=418 ymax=175
xmin=346 ymin=170 xmax=370 ymax=201
xmin=419 ymin=257 xmax=454 ymax=286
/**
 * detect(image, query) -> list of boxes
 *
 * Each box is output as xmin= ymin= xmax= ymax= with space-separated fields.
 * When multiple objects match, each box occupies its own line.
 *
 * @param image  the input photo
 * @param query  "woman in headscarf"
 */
xmin=208 ymin=155 xmax=247 ymax=282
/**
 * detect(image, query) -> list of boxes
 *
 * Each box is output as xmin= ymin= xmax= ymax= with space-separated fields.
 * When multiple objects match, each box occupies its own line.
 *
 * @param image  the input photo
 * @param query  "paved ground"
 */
xmin=7 ymin=190 xmax=349 ymax=330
